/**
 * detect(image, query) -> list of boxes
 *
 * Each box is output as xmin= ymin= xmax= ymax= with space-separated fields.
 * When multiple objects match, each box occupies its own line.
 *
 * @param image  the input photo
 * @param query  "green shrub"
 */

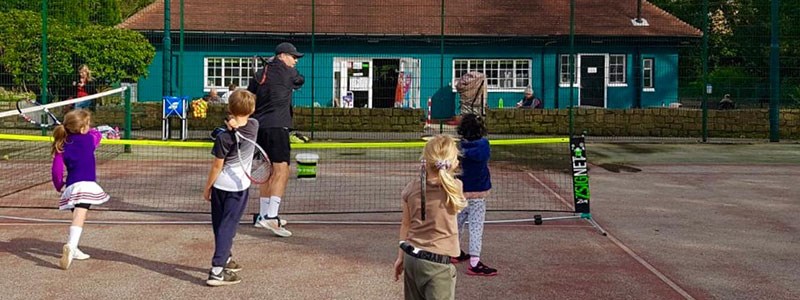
xmin=0 ymin=87 xmax=35 ymax=102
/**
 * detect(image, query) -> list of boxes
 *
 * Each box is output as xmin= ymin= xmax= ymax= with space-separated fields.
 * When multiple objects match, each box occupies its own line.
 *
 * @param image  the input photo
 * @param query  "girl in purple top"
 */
xmin=51 ymin=109 xmax=109 ymax=270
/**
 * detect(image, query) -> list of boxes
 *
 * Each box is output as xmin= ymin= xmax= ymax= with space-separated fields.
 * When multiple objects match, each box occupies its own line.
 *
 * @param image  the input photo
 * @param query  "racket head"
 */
xmin=235 ymin=132 xmax=272 ymax=184
xmin=16 ymin=99 xmax=60 ymax=128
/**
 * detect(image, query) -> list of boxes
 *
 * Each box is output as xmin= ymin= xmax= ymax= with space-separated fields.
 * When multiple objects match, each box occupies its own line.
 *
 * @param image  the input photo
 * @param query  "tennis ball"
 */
xmin=2 ymin=154 xmax=9 ymax=160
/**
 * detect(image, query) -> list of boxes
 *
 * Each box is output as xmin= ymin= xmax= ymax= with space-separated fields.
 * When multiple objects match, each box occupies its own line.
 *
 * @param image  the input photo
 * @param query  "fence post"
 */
xmin=311 ymin=0 xmax=316 ymax=139
xmin=769 ymin=0 xmax=781 ymax=142
xmin=568 ymin=0 xmax=575 ymax=137
xmin=163 ymin=0 xmax=172 ymax=97
xmin=40 ymin=0 xmax=49 ymax=137
xmin=701 ymin=0 xmax=709 ymax=142
xmin=124 ymin=87 xmax=132 ymax=153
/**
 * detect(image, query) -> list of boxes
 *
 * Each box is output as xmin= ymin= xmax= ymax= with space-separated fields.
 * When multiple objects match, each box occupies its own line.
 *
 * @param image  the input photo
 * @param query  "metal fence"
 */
xmin=0 ymin=0 xmax=797 ymax=141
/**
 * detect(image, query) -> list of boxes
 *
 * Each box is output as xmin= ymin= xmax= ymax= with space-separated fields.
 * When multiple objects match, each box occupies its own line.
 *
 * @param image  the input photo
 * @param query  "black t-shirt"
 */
xmin=248 ymin=59 xmax=303 ymax=128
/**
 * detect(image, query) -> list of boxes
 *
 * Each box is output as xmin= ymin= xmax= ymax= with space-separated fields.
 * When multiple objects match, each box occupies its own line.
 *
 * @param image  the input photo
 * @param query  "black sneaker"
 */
xmin=466 ymin=261 xmax=498 ymax=276
xmin=224 ymin=260 xmax=242 ymax=273
xmin=206 ymin=269 xmax=242 ymax=286
xmin=450 ymin=251 xmax=471 ymax=264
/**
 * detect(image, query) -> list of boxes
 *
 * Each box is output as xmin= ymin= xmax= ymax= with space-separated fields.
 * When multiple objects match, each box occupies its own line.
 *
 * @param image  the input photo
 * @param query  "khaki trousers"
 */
xmin=403 ymin=253 xmax=457 ymax=300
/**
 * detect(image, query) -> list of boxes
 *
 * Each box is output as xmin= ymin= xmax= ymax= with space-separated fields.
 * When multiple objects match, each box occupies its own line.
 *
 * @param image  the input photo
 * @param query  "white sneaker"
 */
xmin=73 ymin=248 xmax=90 ymax=260
xmin=60 ymin=245 xmax=73 ymax=270
xmin=253 ymin=215 xmax=287 ymax=227
xmin=254 ymin=217 xmax=292 ymax=237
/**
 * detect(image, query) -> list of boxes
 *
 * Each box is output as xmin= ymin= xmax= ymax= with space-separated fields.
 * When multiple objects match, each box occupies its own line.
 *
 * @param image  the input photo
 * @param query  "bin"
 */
xmin=296 ymin=153 xmax=319 ymax=180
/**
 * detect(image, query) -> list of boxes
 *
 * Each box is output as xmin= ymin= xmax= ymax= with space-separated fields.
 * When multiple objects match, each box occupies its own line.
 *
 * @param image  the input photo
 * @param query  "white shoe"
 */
xmin=254 ymin=217 xmax=292 ymax=237
xmin=253 ymin=215 xmax=287 ymax=227
xmin=60 ymin=245 xmax=73 ymax=270
xmin=73 ymin=248 xmax=90 ymax=260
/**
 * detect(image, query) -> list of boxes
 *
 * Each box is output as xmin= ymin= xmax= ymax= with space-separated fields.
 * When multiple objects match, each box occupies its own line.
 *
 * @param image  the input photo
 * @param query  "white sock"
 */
xmin=470 ymin=256 xmax=480 ymax=267
xmin=67 ymin=226 xmax=83 ymax=249
xmin=267 ymin=196 xmax=281 ymax=218
xmin=211 ymin=266 xmax=223 ymax=275
xmin=259 ymin=197 xmax=271 ymax=218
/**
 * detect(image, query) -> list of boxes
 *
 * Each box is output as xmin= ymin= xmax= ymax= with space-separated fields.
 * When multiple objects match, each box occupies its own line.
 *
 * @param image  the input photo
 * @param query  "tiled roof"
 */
xmin=119 ymin=0 xmax=701 ymax=38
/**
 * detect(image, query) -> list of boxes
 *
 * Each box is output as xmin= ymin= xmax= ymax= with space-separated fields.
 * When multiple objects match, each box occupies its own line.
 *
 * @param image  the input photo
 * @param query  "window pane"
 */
xmin=229 ymin=59 xmax=241 ymax=68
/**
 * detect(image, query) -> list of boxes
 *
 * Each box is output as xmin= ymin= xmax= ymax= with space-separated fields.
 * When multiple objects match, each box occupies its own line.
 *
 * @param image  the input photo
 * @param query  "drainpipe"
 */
xmin=542 ymin=40 xmax=556 ymax=108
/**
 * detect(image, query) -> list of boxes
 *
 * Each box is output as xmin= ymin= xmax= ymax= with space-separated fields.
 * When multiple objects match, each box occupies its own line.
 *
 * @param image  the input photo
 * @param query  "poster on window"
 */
xmin=349 ymin=77 xmax=370 ymax=91
xmin=341 ymin=91 xmax=354 ymax=108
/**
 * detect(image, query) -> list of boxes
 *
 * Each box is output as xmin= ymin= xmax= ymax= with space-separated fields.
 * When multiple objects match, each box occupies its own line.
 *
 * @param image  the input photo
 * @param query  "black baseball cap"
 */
xmin=275 ymin=42 xmax=304 ymax=58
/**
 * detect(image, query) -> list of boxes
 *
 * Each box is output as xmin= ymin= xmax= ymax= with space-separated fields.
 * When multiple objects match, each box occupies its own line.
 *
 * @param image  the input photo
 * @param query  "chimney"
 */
xmin=631 ymin=0 xmax=650 ymax=26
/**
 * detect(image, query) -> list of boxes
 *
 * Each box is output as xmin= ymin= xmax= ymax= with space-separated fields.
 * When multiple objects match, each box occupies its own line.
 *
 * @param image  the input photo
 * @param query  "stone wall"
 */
xmin=2 ymin=101 xmax=798 ymax=139
xmin=485 ymin=108 xmax=800 ymax=139
xmin=0 ymin=102 xmax=424 ymax=132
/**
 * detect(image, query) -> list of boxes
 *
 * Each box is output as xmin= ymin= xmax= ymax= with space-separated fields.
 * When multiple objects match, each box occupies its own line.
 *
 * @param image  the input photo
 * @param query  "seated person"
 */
xmin=516 ymin=87 xmax=543 ymax=109
xmin=203 ymin=88 xmax=222 ymax=103
xmin=220 ymin=83 xmax=237 ymax=104
xmin=718 ymin=94 xmax=735 ymax=110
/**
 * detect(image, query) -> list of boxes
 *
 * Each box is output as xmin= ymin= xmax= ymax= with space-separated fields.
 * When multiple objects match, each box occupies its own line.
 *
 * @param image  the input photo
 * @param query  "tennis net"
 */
xmin=0 ymin=134 xmax=582 ymax=217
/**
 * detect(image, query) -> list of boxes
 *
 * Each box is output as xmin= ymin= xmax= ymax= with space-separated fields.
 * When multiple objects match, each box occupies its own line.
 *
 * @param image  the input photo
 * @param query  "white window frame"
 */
xmin=642 ymin=58 xmax=655 ymax=92
xmin=452 ymin=59 xmax=531 ymax=92
xmin=608 ymin=54 xmax=627 ymax=86
xmin=203 ymin=57 xmax=255 ymax=92
xmin=559 ymin=54 xmax=578 ymax=87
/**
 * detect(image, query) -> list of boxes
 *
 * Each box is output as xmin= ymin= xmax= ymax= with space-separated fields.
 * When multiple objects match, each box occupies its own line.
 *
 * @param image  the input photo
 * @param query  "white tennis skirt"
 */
xmin=59 ymin=181 xmax=110 ymax=210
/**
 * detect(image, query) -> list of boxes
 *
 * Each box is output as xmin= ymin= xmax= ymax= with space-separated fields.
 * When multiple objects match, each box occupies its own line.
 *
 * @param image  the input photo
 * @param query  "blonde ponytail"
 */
xmin=422 ymin=135 xmax=466 ymax=212
xmin=439 ymin=168 xmax=466 ymax=212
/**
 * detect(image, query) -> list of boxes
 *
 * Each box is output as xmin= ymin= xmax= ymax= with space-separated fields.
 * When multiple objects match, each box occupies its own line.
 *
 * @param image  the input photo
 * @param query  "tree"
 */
xmin=651 ymin=0 xmax=799 ymax=103
xmin=0 ymin=9 xmax=155 ymax=98
xmin=91 ymin=0 xmax=123 ymax=26
xmin=0 ymin=0 xmax=123 ymax=26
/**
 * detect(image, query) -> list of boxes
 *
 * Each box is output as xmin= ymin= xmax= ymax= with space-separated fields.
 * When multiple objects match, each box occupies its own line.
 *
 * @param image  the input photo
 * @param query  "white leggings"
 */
xmin=457 ymin=198 xmax=486 ymax=257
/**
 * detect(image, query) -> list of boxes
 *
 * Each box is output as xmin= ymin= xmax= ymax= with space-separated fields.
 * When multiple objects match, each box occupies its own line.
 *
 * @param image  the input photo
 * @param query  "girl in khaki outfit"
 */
xmin=394 ymin=135 xmax=467 ymax=300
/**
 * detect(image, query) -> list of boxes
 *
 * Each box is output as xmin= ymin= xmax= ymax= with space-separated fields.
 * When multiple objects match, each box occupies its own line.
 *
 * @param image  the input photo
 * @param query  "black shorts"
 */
xmin=257 ymin=127 xmax=291 ymax=163
xmin=71 ymin=203 xmax=91 ymax=211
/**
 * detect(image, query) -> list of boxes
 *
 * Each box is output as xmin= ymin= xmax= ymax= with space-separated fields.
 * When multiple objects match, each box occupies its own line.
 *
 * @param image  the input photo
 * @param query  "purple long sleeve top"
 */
xmin=52 ymin=129 xmax=101 ymax=190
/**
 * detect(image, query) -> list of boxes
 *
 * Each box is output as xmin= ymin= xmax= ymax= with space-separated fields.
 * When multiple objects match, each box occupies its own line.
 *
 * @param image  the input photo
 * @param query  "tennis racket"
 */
xmin=16 ymin=99 xmax=61 ymax=128
xmin=420 ymin=159 xmax=427 ymax=221
xmin=233 ymin=131 xmax=272 ymax=184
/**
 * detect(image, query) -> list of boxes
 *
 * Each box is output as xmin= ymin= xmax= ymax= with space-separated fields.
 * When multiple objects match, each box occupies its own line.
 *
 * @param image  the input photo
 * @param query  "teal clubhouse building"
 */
xmin=121 ymin=0 xmax=700 ymax=118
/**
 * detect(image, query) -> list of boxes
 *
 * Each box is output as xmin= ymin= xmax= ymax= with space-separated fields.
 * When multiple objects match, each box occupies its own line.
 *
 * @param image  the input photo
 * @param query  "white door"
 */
xmin=333 ymin=58 xmax=372 ymax=108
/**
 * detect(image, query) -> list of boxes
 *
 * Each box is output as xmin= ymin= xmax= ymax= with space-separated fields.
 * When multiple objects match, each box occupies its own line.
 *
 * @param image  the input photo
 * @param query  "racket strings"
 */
xmin=235 ymin=132 xmax=271 ymax=184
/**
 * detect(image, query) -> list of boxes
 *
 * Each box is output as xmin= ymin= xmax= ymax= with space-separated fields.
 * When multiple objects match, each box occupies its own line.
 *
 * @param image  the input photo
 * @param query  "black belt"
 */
xmin=399 ymin=242 xmax=451 ymax=265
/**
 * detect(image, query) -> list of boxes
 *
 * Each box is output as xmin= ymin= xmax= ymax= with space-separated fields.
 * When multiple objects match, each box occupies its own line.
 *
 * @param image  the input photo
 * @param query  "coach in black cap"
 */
xmin=247 ymin=42 xmax=305 ymax=238
xmin=275 ymin=42 xmax=304 ymax=58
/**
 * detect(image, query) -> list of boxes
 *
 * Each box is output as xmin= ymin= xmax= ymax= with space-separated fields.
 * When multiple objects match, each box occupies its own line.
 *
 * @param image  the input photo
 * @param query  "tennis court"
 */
xmin=1 ymin=141 xmax=798 ymax=299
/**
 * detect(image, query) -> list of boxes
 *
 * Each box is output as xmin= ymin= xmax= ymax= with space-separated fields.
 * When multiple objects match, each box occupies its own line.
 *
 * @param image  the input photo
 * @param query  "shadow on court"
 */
xmin=0 ymin=238 xmax=206 ymax=286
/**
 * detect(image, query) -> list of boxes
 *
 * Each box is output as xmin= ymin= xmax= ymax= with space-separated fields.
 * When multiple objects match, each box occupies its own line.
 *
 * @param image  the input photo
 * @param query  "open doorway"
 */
xmin=372 ymin=59 xmax=400 ymax=108
xmin=333 ymin=57 xmax=420 ymax=108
